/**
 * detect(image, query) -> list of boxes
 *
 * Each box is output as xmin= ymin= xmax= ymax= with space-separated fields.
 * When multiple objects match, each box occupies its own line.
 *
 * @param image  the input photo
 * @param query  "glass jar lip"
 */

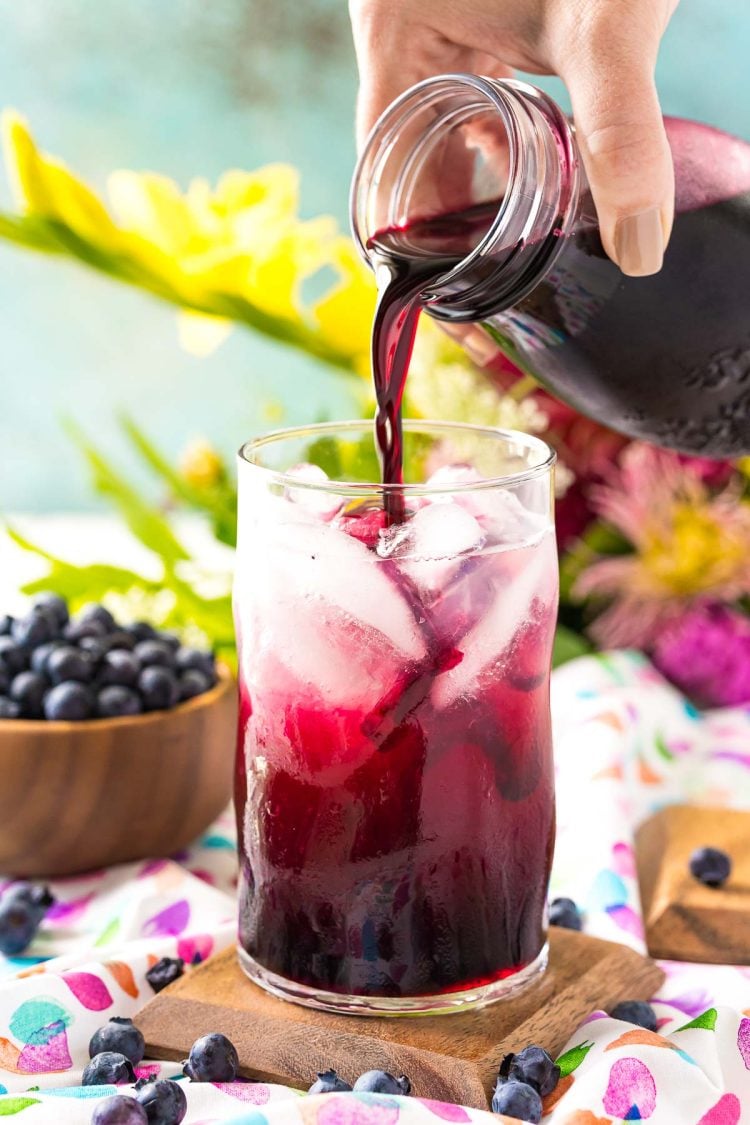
xmin=350 ymin=72 xmax=521 ymax=290
xmin=238 ymin=419 xmax=556 ymax=496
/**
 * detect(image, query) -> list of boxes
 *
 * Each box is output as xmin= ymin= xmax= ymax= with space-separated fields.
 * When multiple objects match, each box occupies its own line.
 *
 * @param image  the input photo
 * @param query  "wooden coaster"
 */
xmin=636 ymin=803 xmax=750 ymax=964
xmin=135 ymin=930 xmax=663 ymax=1109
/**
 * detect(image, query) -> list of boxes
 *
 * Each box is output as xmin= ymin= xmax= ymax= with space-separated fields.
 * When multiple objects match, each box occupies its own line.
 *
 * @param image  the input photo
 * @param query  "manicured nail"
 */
xmin=614 ymin=207 xmax=665 ymax=276
xmin=462 ymin=327 xmax=501 ymax=367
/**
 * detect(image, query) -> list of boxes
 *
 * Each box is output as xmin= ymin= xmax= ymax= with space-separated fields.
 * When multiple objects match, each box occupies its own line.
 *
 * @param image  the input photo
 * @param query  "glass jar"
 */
xmin=351 ymin=74 xmax=750 ymax=458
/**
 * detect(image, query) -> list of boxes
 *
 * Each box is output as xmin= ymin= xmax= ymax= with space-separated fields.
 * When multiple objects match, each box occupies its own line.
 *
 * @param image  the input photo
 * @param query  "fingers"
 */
xmin=558 ymin=17 xmax=675 ymax=276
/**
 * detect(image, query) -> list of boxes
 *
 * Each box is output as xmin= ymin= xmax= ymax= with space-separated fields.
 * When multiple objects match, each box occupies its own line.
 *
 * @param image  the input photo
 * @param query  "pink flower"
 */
xmin=575 ymin=444 xmax=750 ymax=649
xmin=652 ymin=603 xmax=750 ymax=708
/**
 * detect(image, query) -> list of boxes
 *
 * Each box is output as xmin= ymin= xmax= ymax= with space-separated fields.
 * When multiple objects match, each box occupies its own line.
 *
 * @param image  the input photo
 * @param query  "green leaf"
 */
xmin=65 ymin=420 xmax=190 ymax=567
xmin=675 ymin=1008 xmax=718 ymax=1032
xmin=556 ymin=1040 xmax=594 ymax=1076
xmin=0 ymin=1097 xmax=40 ymax=1114
xmin=553 ymin=625 xmax=593 ymax=668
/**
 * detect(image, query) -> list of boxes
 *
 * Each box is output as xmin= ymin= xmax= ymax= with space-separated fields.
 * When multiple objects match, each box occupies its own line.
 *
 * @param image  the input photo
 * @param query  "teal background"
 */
xmin=1 ymin=0 xmax=748 ymax=511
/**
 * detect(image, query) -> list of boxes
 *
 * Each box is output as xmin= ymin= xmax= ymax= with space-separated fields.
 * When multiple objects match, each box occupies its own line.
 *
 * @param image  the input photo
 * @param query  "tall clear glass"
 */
xmin=234 ymin=421 xmax=558 ymax=1015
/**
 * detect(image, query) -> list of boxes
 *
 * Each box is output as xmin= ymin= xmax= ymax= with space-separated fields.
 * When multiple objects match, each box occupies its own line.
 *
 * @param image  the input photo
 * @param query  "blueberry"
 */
xmin=549 ymin=897 xmax=582 ymax=931
xmin=308 ymin=1069 xmax=353 ymax=1094
xmin=491 ymin=1079 xmax=542 ymax=1122
xmin=183 ymin=1032 xmax=239 ymax=1082
xmin=33 ymin=592 xmax=69 ymax=628
xmin=125 ymin=622 xmax=157 ymax=643
xmin=175 ymin=648 xmax=215 ymax=679
xmin=10 ymin=671 xmax=47 ymax=718
xmin=0 ymin=667 xmax=9 ymax=693
xmin=31 ymin=641 xmax=63 ymax=676
xmin=689 ymin=846 xmax=731 ymax=888
xmin=89 ymin=1017 xmax=145 ymax=1065
xmin=97 ymin=686 xmax=143 ymax=719
xmin=92 ymin=1095 xmax=148 ymax=1125
xmin=610 ymin=1000 xmax=658 ymax=1032
xmin=145 ymin=957 xmax=184 ymax=993
xmin=134 ymin=641 xmax=175 ymax=670
xmin=138 ymin=667 xmax=179 ymax=711
xmin=83 ymin=1051 xmax=137 ymax=1086
xmin=79 ymin=603 xmax=117 ymax=632
xmin=100 ymin=650 xmax=141 ymax=688
xmin=0 ymin=697 xmax=20 ymax=719
xmin=353 ymin=1071 xmax=411 ymax=1095
xmin=158 ymin=632 xmax=181 ymax=652
xmin=47 ymin=645 xmax=93 ymax=685
xmin=0 ymin=615 xmax=12 ymax=636
xmin=179 ymin=670 xmax=212 ymax=701
xmin=0 ymin=637 xmax=28 ymax=676
xmin=11 ymin=610 xmax=57 ymax=648
xmin=135 ymin=1078 xmax=188 ymax=1125
xmin=64 ymin=618 xmax=108 ymax=643
xmin=44 ymin=681 xmax=94 ymax=721
xmin=106 ymin=630 xmax=137 ymax=652
xmin=0 ymin=883 xmax=53 ymax=955
xmin=498 ymin=1046 xmax=560 ymax=1097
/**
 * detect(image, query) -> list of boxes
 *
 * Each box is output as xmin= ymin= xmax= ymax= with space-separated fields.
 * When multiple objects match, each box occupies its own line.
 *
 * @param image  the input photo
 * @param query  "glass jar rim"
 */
xmin=238 ymin=419 xmax=556 ymax=496
xmin=349 ymin=73 xmax=523 ymax=290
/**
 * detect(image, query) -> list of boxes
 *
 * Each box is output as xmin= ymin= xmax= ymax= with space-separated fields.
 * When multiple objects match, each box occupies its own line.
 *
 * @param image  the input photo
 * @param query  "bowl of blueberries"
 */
xmin=0 ymin=593 xmax=237 ymax=877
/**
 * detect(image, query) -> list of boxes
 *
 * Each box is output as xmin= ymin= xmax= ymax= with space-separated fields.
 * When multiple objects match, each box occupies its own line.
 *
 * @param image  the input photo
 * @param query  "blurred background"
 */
xmin=2 ymin=0 xmax=748 ymax=512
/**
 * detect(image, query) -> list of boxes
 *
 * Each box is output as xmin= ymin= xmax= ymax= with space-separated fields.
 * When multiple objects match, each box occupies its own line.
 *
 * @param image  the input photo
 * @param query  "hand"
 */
xmin=350 ymin=0 xmax=679 ymax=276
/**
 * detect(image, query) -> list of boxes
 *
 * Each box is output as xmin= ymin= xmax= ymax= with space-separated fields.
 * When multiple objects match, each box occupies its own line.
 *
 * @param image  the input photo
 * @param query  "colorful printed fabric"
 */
xmin=0 ymin=652 xmax=749 ymax=1121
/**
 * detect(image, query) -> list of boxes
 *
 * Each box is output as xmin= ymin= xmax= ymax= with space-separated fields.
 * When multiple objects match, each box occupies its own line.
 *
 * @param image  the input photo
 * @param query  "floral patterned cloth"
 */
xmin=0 ymin=651 xmax=749 ymax=1122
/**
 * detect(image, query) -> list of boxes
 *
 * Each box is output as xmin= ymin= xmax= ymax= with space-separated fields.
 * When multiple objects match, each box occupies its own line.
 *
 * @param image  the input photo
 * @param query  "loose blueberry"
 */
xmin=353 ymin=1071 xmax=411 ymax=1095
xmin=47 ymin=645 xmax=93 ymax=685
xmin=83 ymin=1051 xmax=137 ymax=1086
xmin=491 ymin=1079 xmax=542 ymax=1122
xmin=10 ymin=671 xmax=47 ymax=719
xmin=30 ymin=640 xmax=63 ymax=676
xmin=549 ymin=897 xmax=582 ymax=931
xmin=135 ymin=1078 xmax=188 ymax=1125
xmin=178 ymin=670 xmax=212 ymax=701
xmin=498 ymin=1046 xmax=560 ymax=1097
xmin=175 ymin=648 xmax=215 ymax=680
xmin=100 ymin=650 xmax=141 ymax=688
xmin=44 ymin=681 xmax=94 ymax=721
xmin=134 ymin=641 xmax=176 ymax=670
xmin=89 ymin=1017 xmax=145 ymax=1065
xmin=97 ymin=686 xmax=143 ymax=719
xmin=0 ymin=637 xmax=28 ymax=676
xmin=11 ymin=610 xmax=57 ymax=648
xmin=64 ymin=618 xmax=108 ymax=642
xmin=138 ymin=666 xmax=179 ymax=711
xmin=308 ymin=1069 xmax=353 ymax=1094
xmin=689 ymin=846 xmax=731 ymax=888
xmin=33 ymin=592 xmax=69 ymax=629
xmin=0 ymin=615 xmax=12 ymax=636
xmin=145 ymin=957 xmax=184 ymax=993
xmin=79 ymin=603 xmax=117 ymax=632
xmin=610 ymin=1000 xmax=658 ymax=1032
xmin=92 ymin=1095 xmax=148 ymax=1125
xmin=0 ymin=697 xmax=21 ymax=720
xmin=125 ymin=622 xmax=157 ymax=643
xmin=183 ymin=1033 xmax=238 ymax=1082
xmin=0 ymin=882 xmax=54 ymax=955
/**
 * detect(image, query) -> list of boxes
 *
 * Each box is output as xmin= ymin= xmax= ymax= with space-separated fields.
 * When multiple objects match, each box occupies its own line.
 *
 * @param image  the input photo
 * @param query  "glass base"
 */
xmin=237 ymin=943 xmax=549 ymax=1017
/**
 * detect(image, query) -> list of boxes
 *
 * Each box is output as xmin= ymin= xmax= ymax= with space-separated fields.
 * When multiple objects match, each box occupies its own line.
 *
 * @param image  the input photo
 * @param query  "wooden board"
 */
xmin=135 ymin=931 xmax=664 ymax=1110
xmin=636 ymin=803 xmax=750 ymax=964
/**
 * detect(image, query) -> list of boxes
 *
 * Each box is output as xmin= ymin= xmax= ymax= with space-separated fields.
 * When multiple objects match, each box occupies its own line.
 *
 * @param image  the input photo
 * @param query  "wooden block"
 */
xmin=135 ymin=931 xmax=663 ymax=1110
xmin=636 ymin=803 xmax=750 ymax=964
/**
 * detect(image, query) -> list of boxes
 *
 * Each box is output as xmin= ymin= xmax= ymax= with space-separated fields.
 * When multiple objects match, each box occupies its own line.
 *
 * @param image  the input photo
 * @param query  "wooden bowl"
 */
xmin=0 ymin=667 xmax=238 ymax=877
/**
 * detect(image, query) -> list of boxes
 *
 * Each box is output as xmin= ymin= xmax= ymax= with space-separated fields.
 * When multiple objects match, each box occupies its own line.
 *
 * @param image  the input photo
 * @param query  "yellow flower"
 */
xmin=180 ymin=439 xmax=225 ymax=489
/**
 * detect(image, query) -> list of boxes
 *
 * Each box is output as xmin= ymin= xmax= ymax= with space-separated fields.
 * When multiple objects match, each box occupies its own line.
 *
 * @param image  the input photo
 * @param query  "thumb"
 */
xmin=560 ymin=41 xmax=674 ymax=276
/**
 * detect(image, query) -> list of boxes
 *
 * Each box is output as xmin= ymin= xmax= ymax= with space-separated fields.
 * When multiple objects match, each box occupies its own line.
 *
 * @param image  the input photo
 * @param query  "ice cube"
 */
xmin=428 ymin=464 xmax=547 ymax=547
xmin=284 ymin=462 xmax=342 ymax=520
xmin=377 ymin=501 xmax=485 ymax=598
xmin=426 ymin=463 xmax=483 ymax=488
xmin=431 ymin=531 xmax=557 ymax=709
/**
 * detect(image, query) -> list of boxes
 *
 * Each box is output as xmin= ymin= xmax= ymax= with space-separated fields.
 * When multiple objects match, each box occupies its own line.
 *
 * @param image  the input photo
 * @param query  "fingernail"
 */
xmin=614 ymin=207 xmax=665 ymax=277
xmin=462 ymin=327 xmax=502 ymax=367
